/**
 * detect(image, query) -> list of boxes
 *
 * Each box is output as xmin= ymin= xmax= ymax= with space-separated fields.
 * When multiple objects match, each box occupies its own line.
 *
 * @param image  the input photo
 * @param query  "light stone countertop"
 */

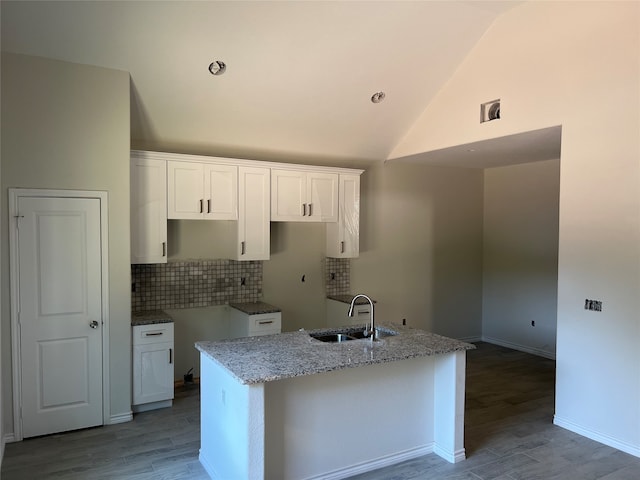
xmin=195 ymin=323 xmax=475 ymax=385
xmin=326 ymin=294 xmax=375 ymax=304
xmin=229 ymin=301 xmax=281 ymax=315
xmin=131 ymin=310 xmax=174 ymax=326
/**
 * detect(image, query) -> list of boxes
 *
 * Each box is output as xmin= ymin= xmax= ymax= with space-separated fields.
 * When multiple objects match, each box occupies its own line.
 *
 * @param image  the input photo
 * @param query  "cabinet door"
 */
xmin=237 ymin=166 xmax=270 ymax=260
xmin=327 ymin=174 xmax=360 ymax=258
xmin=132 ymin=342 xmax=174 ymax=405
xmin=130 ymin=157 xmax=167 ymax=264
xmin=307 ymin=172 xmax=338 ymax=222
xmin=203 ymin=164 xmax=238 ymax=220
xmin=167 ymin=161 xmax=205 ymax=219
xmin=271 ymin=169 xmax=306 ymax=221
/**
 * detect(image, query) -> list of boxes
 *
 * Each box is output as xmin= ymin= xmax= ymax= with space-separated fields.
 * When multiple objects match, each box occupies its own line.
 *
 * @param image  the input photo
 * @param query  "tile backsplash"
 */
xmin=325 ymin=258 xmax=350 ymax=296
xmin=132 ymin=260 xmax=262 ymax=311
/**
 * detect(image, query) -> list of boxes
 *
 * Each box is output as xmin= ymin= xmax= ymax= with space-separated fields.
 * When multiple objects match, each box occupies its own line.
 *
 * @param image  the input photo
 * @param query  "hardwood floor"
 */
xmin=2 ymin=342 xmax=639 ymax=479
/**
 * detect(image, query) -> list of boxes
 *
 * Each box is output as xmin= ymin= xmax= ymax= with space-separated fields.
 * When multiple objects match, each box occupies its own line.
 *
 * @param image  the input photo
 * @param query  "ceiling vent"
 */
xmin=480 ymin=99 xmax=500 ymax=123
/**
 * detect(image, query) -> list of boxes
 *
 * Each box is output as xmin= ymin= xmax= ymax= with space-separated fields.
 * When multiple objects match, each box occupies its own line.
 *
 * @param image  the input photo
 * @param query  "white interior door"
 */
xmin=16 ymin=196 xmax=104 ymax=438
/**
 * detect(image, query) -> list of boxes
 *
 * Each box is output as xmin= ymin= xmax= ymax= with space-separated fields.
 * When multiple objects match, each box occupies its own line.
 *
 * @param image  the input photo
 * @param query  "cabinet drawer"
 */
xmin=247 ymin=313 xmax=282 ymax=336
xmin=132 ymin=322 xmax=174 ymax=345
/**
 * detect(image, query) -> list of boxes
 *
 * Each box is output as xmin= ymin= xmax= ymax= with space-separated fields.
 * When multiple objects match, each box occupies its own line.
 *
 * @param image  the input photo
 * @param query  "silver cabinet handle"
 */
xmin=340 ymin=241 xmax=345 ymax=254
xmin=145 ymin=332 xmax=163 ymax=336
xmin=302 ymin=203 xmax=307 ymax=216
xmin=241 ymin=241 xmax=246 ymax=255
xmin=308 ymin=203 xmax=313 ymax=216
xmin=200 ymin=199 xmax=204 ymax=213
xmin=258 ymin=320 xmax=274 ymax=325
xmin=169 ymin=348 xmax=173 ymax=364
xmin=89 ymin=320 xmax=99 ymax=329
xmin=207 ymin=199 xmax=211 ymax=213
xmin=162 ymin=242 xmax=167 ymax=257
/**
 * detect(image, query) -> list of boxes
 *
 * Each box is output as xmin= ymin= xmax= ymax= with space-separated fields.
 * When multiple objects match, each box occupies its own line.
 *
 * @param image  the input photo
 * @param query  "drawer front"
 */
xmin=352 ymin=304 xmax=372 ymax=319
xmin=132 ymin=322 xmax=174 ymax=345
xmin=247 ymin=313 xmax=282 ymax=336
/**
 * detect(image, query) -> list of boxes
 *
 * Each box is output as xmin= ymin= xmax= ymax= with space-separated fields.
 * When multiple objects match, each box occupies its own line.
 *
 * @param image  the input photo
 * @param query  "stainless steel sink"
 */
xmin=310 ymin=333 xmax=357 ymax=343
xmin=309 ymin=327 xmax=398 ymax=343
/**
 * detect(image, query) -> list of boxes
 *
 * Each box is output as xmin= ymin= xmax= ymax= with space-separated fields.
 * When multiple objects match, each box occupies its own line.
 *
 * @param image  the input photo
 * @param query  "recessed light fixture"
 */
xmin=208 ymin=60 xmax=226 ymax=76
xmin=371 ymin=91 xmax=385 ymax=104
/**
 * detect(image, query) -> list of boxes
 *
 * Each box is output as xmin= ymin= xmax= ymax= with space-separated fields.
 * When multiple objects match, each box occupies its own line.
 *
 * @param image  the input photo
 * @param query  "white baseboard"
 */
xmin=305 ymin=443 xmax=434 ymax=480
xmin=4 ymin=433 xmax=17 ymax=444
xmin=554 ymin=415 xmax=640 ymax=459
xmin=433 ymin=445 xmax=466 ymax=464
xmin=109 ymin=411 xmax=133 ymax=424
xmin=199 ymin=451 xmax=218 ymax=479
xmin=482 ymin=336 xmax=556 ymax=360
xmin=457 ymin=335 xmax=482 ymax=343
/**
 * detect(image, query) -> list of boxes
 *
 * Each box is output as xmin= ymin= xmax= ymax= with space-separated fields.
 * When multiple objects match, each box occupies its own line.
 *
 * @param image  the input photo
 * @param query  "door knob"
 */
xmin=89 ymin=320 xmax=99 ymax=329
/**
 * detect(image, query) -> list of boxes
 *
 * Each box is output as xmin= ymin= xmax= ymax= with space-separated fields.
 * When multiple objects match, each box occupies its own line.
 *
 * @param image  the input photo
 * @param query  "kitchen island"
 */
xmin=195 ymin=324 xmax=475 ymax=480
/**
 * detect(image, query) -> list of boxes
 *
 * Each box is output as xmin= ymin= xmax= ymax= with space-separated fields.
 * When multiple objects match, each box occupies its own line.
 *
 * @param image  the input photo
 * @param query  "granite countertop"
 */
xmin=195 ymin=323 xmax=475 ymax=385
xmin=229 ymin=301 xmax=281 ymax=315
xmin=131 ymin=310 xmax=174 ymax=326
xmin=327 ymin=294 xmax=376 ymax=305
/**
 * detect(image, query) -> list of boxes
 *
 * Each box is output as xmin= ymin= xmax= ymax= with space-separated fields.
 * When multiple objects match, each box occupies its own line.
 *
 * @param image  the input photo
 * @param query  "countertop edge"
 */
xmin=196 ymin=323 xmax=475 ymax=385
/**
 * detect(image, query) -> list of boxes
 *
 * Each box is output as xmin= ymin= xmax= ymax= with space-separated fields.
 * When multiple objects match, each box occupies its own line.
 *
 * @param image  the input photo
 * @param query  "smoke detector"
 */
xmin=480 ymin=99 xmax=500 ymax=123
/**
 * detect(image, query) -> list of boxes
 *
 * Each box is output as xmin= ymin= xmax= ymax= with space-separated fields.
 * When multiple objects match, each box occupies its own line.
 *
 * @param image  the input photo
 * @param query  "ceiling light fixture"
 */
xmin=208 ymin=60 xmax=226 ymax=76
xmin=371 ymin=91 xmax=385 ymax=104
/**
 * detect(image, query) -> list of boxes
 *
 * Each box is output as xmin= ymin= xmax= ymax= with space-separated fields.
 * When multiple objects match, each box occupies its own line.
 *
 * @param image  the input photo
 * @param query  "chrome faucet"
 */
xmin=348 ymin=294 xmax=375 ymax=341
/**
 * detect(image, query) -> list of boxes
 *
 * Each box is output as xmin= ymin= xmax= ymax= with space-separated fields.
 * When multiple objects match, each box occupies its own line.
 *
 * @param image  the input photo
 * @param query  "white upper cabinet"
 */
xmin=167 ymin=161 xmax=237 ymax=220
xmin=130 ymin=155 xmax=168 ymax=264
xmin=327 ymin=174 xmax=361 ymax=258
xmin=235 ymin=166 xmax=270 ymax=261
xmin=271 ymin=169 xmax=338 ymax=222
xmin=131 ymin=150 xmax=362 ymax=261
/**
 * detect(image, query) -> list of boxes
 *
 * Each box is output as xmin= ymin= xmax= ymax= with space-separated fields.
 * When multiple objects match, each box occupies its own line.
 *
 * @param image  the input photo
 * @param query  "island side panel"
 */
xmin=264 ymin=355 xmax=436 ymax=480
xmin=199 ymin=353 xmax=265 ymax=480
xmin=433 ymin=350 xmax=467 ymax=463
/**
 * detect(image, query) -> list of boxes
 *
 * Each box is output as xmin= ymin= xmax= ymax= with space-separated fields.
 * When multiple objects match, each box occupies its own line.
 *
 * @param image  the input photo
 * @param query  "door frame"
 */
xmin=8 ymin=188 xmax=110 ymax=441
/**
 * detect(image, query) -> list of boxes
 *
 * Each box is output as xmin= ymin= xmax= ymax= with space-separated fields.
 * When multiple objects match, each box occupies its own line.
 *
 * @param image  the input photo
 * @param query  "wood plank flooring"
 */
xmin=2 ymin=342 xmax=639 ymax=479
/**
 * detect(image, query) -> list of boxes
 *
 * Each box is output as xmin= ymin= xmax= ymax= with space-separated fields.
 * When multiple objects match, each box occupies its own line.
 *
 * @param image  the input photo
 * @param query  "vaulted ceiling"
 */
xmin=2 ymin=1 xmax=531 ymax=167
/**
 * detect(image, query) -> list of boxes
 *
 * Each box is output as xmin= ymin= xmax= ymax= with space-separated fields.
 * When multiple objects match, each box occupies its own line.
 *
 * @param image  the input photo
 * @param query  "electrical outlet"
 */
xmin=584 ymin=299 xmax=603 ymax=312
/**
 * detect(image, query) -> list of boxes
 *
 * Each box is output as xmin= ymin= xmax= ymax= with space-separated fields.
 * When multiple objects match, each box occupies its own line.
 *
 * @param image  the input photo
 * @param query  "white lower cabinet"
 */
xmin=132 ymin=323 xmax=174 ymax=412
xmin=326 ymin=299 xmax=371 ymax=327
xmin=229 ymin=309 xmax=282 ymax=338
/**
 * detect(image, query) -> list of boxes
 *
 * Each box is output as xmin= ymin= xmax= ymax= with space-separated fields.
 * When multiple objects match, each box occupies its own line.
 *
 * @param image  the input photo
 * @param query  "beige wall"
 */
xmin=166 ymin=162 xmax=485 ymax=341
xmin=482 ymin=159 xmax=560 ymax=358
xmin=351 ymin=162 xmax=484 ymax=339
xmin=263 ymin=222 xmax=327 ymax=331
xmin=392 ymin=1 xmax=640 ymax=453
xmin=1 ymin=53 xmax=131 ymax=435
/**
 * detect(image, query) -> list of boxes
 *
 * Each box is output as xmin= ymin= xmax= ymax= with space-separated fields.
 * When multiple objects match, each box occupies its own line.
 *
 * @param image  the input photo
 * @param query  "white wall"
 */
xmin=391 ymin=1 xmax=640 ymax=456
xmin=351 ymin=162 xmax=484 ymax=339
xmin=1 ymin=53 xmax=131 ymax=435
xmin=482 ymin=159 xmax=560 ymax=358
